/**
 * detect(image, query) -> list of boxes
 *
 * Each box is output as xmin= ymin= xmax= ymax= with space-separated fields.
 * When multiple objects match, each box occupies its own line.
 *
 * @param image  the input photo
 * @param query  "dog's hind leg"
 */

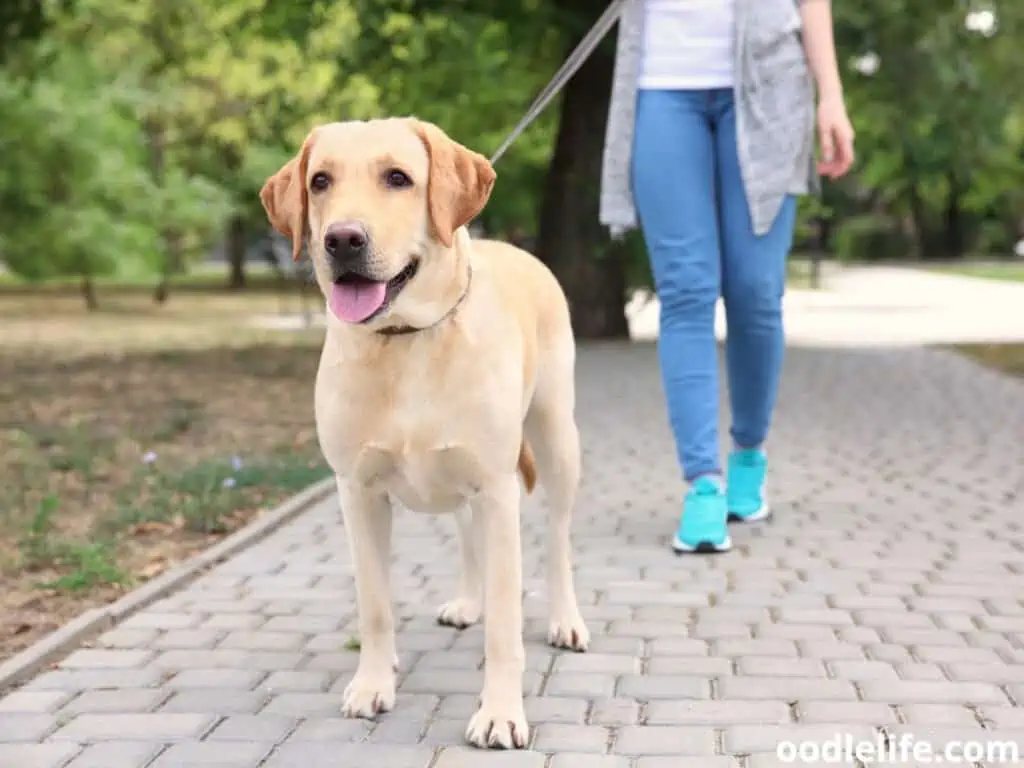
xmin=525 ymin=347 xmax=590 ymax=653
xmin=437 ymin=506 xmax=483 ymax=629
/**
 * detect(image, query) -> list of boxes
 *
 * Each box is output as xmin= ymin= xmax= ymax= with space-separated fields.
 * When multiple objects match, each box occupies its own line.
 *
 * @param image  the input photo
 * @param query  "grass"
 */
xmin=0 ymin=285 xmax=330 ymax=662
xmin=931 ymin=262 xmax=1024 ymax=283
xmin=953 ymin=343 xmax=1024 ymax=379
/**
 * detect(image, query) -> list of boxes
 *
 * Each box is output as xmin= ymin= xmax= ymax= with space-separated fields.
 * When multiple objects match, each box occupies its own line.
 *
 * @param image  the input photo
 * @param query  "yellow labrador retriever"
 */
xmin=259 ymin=117 xmax=590 ymax=749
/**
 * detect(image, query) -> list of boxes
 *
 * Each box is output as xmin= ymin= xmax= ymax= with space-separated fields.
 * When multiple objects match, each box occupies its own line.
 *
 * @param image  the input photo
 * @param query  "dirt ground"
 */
xmin=0 ymin=286 xmax=329 ymax=662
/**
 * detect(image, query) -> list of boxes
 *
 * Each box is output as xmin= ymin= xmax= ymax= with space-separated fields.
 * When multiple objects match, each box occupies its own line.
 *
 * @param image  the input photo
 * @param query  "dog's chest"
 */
xmin=315 ymin=349 xmax=515 ymax=513
xmin=348 ymin=443 xmax=486 ymax=514
xmin=323 ymin=424 xmax=490 ymax=514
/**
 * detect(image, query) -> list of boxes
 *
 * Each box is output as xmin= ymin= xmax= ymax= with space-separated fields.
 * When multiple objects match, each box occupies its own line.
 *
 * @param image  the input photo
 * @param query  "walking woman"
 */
xmin=600 ymin=0 xmax=855 ymax=553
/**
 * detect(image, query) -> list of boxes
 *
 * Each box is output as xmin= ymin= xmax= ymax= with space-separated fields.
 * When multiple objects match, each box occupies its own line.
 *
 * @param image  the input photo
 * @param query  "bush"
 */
xmin=0 ymin=52 xmax=231 ymax=290
xmin=973 ymin=220 xmax=1017 ymax=256
xmin=833 ymin=214 xmax=911 ymax=262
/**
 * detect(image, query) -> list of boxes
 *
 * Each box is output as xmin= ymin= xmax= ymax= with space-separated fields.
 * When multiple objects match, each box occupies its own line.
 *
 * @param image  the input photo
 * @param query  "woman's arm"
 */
xmin=800 ymin=0 xmax=844 ymax=103
xmin=799 ymin=0 xmax=855 ymax=178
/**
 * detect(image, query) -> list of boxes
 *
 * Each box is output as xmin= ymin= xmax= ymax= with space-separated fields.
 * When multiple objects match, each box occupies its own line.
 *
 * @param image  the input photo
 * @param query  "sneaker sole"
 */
xmin=728 ymin=502 xmax=771 ymax=524
xmin=672 ymin=534 xmax=732 ymax=554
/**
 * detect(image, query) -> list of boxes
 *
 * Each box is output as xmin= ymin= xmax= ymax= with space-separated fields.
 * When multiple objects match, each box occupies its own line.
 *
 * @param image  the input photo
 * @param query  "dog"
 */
xmin=259 ymin=117 xmax=590 ymax=750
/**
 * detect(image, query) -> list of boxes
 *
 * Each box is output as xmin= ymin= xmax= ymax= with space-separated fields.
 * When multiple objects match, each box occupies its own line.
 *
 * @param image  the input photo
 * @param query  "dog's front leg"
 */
xmin=337 ymin=478 xmax=397 ymax=719
xmin=465 ymin=475 xmax=528 ymax=749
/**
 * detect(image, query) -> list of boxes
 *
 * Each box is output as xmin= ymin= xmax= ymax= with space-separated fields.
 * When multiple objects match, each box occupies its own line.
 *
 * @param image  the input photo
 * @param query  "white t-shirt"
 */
xmin=638 ymin=0 xmax=736 ymax=89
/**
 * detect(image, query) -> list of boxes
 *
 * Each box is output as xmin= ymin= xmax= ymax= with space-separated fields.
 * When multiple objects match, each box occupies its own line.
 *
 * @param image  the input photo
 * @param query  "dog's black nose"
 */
xmin=324 ymin=222 xmax=368 ymax=261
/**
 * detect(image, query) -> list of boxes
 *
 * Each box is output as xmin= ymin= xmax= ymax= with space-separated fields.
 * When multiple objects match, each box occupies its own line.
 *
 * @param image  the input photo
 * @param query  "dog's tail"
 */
xmin=517 ymin=440 xmax=537 ymax=494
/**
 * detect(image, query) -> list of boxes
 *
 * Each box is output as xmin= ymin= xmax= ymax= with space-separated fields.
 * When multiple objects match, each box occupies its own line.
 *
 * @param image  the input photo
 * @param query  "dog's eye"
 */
xmin=384 ymin=169 xmax=412 ymax=189
xmin=310 ymin=172 xmax=331 ymax=192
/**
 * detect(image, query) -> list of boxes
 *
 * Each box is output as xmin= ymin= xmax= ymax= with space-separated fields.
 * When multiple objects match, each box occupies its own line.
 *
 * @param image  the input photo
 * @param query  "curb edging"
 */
xmin=0 ymin=476 xmax=336 ymax=692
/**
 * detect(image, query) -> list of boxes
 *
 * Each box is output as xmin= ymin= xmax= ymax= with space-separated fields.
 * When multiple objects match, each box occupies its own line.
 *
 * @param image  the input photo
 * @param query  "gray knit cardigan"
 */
xmin=599 ymin=0 xmax=819 ymax=237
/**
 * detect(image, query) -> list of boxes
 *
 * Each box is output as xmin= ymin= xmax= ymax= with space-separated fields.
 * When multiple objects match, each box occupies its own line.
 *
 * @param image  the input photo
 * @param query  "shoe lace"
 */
xmin=686 ymin=481 xmax=723 ymax=521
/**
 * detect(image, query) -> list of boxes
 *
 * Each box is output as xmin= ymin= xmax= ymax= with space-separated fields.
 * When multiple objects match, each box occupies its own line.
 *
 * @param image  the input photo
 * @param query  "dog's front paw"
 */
xmin=548 ymin=612 xmax=590 ymax=652
xmin=437 ymin=598 xmax=482 ymax=629
xmin=465 ymin=698 xmax=529 ymax=749
xmin=341 ymin=672 xmax=396 ymax=719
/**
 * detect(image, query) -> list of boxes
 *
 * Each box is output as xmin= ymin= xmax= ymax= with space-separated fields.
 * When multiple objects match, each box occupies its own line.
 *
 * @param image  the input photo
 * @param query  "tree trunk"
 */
xmin=813 ymin=213 xmax=832 ymax=288
xmin=227 ymin=215 xmax=247 ymax=289
xmin=941 ymin=171 xmax=965 ymax=259
xmin=80 ymin=275 xmax=97 ymax=311
xmin=907 ymin=181 xmax=929 ymax=259
xmin=153 ymin=232 xmax=183 ymax=304
xmin=143 ymin=118 xmax=179 ymax=304
xmin=535 ymin=32 xmax=629 ymax=340
xmin=814 ymin=216 xmax=832 ymax=254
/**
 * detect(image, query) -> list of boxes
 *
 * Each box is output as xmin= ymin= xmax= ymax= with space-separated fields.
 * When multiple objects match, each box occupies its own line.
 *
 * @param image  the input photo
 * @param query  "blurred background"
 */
xmin=0 ymin=0 xmax=1021 ymax=661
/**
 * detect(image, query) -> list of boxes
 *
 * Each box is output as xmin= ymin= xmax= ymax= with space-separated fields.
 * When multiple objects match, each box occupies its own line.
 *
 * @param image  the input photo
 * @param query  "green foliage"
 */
xmin=0 ymin=0 xmax=385 ymax=298
xmin=793 ymin=194 xmax=836 ymax=251
xmin=115 ymin=453 xmax=330 ymax=535
xmin=40 ymin=542 xmax=129 ymax=593
xmin=834 ymin=213 xmax=912 ymax=263
xmin=2 ymin=0 xmax=1023 ymax=304
xmin=19 ymin=493 xmax=61 ymax=566
xmin=975 ymin=219 xmax=1017 ymax=256
xmin=832 ymin=1 xmax=1024 ymax=257
xmin=621 ymin=230 xmax=653 ymax=290
xmin=0 ymin=52 xmax=230 ymax=286
xmin=18 ymin=493 xmax=129 ymax=592
xmin=345 ymin=3 xmax=563 ymax=237
xmin=0 ymin=0 xmax=53 ymax=66
xmin=53 ymin=0 xmax=379 ymax=266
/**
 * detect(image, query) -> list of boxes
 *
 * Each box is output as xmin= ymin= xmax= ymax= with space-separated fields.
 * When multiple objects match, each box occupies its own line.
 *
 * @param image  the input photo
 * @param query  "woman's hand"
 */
xmin=816 ymin=95 xmax=855 ymax=179
xmin=799 ymin=0 xmax=856 ymax=179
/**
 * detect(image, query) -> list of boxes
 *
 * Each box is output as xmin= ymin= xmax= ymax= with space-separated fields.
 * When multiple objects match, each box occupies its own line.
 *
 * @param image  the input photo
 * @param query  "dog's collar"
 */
xmin=376 ymin=265 xmax=473 ymax=337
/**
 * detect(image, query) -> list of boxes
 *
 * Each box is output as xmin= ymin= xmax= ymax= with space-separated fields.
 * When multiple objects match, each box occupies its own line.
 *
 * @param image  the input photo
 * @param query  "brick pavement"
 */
xmin=2 ymin=343 xmax=1024 ymax=767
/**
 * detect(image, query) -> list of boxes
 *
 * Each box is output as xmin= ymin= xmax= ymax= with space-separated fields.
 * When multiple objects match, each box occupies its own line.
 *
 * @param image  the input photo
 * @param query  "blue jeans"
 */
xmin=631 ymin=88 xmax=797 ymax=482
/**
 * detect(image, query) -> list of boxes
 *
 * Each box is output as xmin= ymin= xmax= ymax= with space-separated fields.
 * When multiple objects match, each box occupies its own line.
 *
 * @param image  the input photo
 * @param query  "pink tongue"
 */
xmin=329 ymin=281 xmax=388 ymax=323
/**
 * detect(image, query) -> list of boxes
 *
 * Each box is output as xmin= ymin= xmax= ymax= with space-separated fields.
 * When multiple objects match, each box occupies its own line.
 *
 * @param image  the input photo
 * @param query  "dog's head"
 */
xmin=259 ymin=118 xmax=496 ymax=327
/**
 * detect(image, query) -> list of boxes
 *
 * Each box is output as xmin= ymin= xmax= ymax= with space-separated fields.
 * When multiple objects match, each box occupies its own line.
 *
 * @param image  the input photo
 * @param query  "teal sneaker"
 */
xmin=727 ymin=448 xmax=771 ymax=522
xmin=673 ymin=476 xmax=731 ymax=554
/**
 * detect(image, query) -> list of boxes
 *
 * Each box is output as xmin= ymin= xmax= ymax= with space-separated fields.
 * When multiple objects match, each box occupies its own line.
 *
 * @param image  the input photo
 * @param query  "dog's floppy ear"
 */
xmin=260 ymin=130 xmax=319 ymax=262
xmin=412 ymin=120 xmax=496 ymax=248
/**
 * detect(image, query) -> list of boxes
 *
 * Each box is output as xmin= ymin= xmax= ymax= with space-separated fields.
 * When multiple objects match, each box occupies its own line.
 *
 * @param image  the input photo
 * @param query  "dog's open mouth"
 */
xmin=329 ymin=260 xmax=419 ymax=324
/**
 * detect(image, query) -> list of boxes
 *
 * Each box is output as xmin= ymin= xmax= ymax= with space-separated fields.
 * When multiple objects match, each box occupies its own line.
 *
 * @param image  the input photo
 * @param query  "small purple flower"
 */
xmin=222 ymin=477 xmax=236 ymax=489
xmin=142 ymin=451 xmax=157 ymax=464
xmin=231 ymin=455 xmax=243 ymax=471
